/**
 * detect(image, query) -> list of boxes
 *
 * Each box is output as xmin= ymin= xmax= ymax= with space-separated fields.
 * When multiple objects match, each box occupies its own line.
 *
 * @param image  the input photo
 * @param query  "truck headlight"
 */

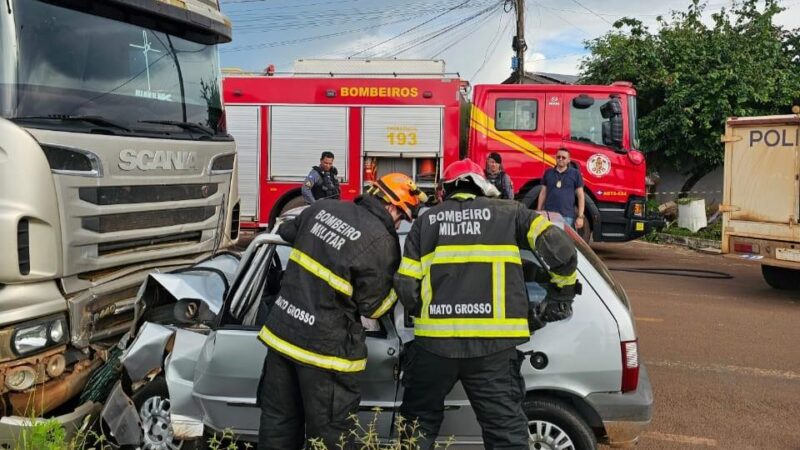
xmin=632 ymin=202 xmax=645 ymax=218
xmin=10 ymin=315 xmax=68 ymax=357
xmin=209 ymin=153 xmax=236 ymax=174
xmin=13 ymin=324 xmax=48 ymax=354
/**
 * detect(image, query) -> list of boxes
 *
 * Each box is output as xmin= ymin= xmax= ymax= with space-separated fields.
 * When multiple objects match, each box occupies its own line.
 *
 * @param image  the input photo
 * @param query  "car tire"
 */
xmin=761 ymin=265 xmax=800 ymax=290
xmin=524 ymin=398 xmax=597 ymax=450
xmin=128 ymin=376 xmax=202 ymax=450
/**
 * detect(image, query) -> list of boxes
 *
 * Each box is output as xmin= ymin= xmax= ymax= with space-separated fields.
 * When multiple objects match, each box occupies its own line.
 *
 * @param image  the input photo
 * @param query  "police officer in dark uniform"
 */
xmin=395 ymin=158 xmax=579 ymax=449
xmin=258 ymin=173 xmax=427 ymax=450
xmin=302 ymin=151 xmax=341 ymax=204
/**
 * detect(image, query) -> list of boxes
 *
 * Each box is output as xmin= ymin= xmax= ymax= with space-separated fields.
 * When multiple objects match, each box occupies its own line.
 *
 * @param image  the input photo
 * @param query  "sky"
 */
xmin=218 ymin=0 xmax=800 ymax=85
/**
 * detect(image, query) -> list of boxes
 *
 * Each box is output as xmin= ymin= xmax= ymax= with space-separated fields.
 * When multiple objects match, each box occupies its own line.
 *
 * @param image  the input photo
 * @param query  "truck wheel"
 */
xmin=280 ymin=196 xmax=306 ymax=216
xmin=521 ymin=185 xmax=544 ymax=210
xmin=522 ymin=186 xmax=596 ymax=244
xmin=577 ymin=196 xmax=599 ymax=244
xmin=269 ymin=196 xmax=307 ymax=231
xmin=129 ymin=377 xmax=201 ymax=450
xmin=761 ymin=265 xmax=800 ymax=290
xmin=524 ymin=398 xmax=597 ymax=450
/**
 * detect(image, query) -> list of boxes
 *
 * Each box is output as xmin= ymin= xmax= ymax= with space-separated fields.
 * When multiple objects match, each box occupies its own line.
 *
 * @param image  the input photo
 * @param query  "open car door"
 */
xmin=189 ymin=234 xmax=403 ymax=441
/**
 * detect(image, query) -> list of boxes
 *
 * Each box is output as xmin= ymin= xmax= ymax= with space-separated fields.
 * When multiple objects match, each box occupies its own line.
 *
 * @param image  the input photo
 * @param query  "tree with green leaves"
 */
xmin=580 ymin=0 xmax=800 ymax=193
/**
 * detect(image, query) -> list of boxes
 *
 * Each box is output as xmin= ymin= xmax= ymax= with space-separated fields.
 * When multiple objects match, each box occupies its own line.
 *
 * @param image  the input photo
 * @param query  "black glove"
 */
xmin=535 ymin=298 xmax=573 ymax=322
xmin=535 ymin=281 xmax=580 ymax=323
xmin=528 ymin=304 xmax=546 ymax=332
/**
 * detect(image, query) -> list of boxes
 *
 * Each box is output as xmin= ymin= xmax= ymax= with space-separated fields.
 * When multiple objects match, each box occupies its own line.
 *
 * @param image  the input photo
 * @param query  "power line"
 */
xmin=423 ymin=2 xmax=502 ymax=57
xmin=391 ymin=3 xmax=501 ymax=56
xmin=471 ymin=10 xmax=513 ymax=79
xmin=567 ymin=0 xmax=613 ymax=25
xmin=349 ymin=0 xmax=475 ymax=57
xmin=221 ymin=12 xmax=436 ymax=52
xmin=530 ymin=1 xmax=591 ymax=36
xmin=430 ymin=6 xmax=502 ymax=57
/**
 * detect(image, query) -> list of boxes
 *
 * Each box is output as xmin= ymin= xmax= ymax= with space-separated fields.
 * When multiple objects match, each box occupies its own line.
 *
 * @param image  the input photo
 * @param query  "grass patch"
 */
xmin=644 ymin=221 xmax=721 ymax=242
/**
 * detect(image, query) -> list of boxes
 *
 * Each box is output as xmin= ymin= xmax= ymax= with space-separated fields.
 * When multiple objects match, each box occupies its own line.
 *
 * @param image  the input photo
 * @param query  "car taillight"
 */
xmin=621 ymin=340 xmax=639 ymax=392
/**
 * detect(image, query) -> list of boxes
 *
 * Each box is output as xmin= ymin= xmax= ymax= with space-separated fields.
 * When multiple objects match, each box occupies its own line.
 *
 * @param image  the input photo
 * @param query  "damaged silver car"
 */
xmin=100 ymin=215 xmax=652 ymax=449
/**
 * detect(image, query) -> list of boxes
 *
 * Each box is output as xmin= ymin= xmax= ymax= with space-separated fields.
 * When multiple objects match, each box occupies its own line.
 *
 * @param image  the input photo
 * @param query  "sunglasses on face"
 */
xmin=556 ymin=155 xmax=568 ymax=160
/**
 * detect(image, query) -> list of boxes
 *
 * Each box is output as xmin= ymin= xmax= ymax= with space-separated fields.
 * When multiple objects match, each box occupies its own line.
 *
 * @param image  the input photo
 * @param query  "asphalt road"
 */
xmin=592 ymin=241 xmax=800 ymax=450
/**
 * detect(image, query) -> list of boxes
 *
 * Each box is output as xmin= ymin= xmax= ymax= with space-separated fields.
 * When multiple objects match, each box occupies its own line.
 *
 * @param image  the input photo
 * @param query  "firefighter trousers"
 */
xmin=399 ymin=345 xmax=530 ymax=450
xmin=258 ymin=350 xmax=360 ymax=450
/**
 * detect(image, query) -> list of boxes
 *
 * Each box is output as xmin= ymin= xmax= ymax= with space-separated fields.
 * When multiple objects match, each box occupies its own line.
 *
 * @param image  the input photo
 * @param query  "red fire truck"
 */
xmin=223 ymin=76 xmax=464 ymax=228
xmin=223 ymin=75 xmax=649 ymax=241
xmin=468 ymin=83 xmax=648 ymax=242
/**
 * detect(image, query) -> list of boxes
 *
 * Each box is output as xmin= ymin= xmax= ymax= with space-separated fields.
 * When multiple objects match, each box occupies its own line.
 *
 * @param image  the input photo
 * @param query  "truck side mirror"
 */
xmin=572 ymin=95 xmax=595 ymax=109
xmin=600 ymin=98 xmax=624 ymax=149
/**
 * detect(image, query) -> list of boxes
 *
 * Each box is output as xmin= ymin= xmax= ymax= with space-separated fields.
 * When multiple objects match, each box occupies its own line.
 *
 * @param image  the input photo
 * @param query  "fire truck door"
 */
xmin=486 ymin=92 xmax=547 ymax=180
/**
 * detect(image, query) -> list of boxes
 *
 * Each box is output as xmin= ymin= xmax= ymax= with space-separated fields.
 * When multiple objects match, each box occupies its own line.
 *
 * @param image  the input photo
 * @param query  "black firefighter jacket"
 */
xmin=258 ymin=195 xmax=400 ymax=373
xmin=394 ymin=193 xmax=578 ymax=358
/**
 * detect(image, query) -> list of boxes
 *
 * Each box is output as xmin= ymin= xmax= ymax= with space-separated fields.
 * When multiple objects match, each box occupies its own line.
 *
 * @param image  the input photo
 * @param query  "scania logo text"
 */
xmin=118 ymin=149 xmax=199 ymax=171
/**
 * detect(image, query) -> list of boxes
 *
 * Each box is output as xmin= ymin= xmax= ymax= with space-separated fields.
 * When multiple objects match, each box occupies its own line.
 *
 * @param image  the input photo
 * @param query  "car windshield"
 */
xmin=1 ymin=0 xmax=228 ymax=139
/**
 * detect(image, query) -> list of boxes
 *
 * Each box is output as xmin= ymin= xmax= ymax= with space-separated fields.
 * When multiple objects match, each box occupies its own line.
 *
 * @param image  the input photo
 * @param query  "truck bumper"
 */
xmin=0 ymin=401 xmax=100 ymax=446
xmin=595 ymin=196 xmax=653 ymax=242
xmin=585 ymin=365 xmax=653 ymax=447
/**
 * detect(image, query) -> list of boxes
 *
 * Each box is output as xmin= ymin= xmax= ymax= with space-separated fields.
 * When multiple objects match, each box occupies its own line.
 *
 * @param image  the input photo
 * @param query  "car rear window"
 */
xmin=563 ymin=226 xmax=631 ymax=310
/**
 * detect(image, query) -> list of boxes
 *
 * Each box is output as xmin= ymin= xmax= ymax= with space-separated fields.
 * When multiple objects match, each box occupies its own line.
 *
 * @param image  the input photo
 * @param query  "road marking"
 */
xmin=635 ymin=317 xmax=664 ymax=323
xmin=645 ymin=359 xmax=800 ymax=381
xmin=642 ymin=431 xmax=718 ymax=446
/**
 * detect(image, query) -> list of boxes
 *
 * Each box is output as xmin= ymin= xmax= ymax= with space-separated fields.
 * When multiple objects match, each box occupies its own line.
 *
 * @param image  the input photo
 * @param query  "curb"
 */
xmin=655 ymin=233 xmax=721 ymax=253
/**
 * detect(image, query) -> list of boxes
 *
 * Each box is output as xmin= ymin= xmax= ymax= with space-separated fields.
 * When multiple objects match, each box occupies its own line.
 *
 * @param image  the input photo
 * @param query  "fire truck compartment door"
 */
xmin=727 ymin=124 xmax=799 ymax=224
xmin=269 ymin=106 xmax=349 ymax=181
xmin=225 ymin=105 xmax=260 ymax=218
xmin=363 ymin=107 xmax=442 ymax=157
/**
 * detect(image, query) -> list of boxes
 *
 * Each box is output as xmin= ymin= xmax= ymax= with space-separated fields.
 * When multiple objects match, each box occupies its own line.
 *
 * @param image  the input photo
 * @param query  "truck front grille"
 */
xmin=79 ymin=184 xmax=218 ymax=205
xmin=17 ymin=219 xmax=30 ymax=275
xmin=82 ymin=207 xmax=216 ymax=233
xmin=97 ymin=231 xmax=203 ymax=256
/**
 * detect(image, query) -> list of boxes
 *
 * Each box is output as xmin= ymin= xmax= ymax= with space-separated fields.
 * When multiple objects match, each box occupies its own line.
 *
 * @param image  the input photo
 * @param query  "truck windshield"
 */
xmin=1 ymin=0 xmax=228 ymax=139
xmin=569 ymin=96 xmax=620 ymax=148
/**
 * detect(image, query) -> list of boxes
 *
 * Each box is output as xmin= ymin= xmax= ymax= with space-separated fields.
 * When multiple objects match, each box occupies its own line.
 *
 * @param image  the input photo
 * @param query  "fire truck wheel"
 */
xmin=271 ymin=195 xmax=307 ymax=229
xmin=280 ymin=196 xmax=307 ymax=216
xmin=521 ymin=185 xmax=544 ymax=210
xmin=579 ymin=195 xmax=598 ymax=243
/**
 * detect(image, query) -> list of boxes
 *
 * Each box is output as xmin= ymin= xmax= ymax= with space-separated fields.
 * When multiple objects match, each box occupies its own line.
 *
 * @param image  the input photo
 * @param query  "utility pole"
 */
xmin=512 ymin=0 xmax=527 ymax=84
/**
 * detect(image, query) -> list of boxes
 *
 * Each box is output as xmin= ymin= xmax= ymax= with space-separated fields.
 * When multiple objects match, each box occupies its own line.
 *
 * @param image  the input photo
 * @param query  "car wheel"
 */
xmin=131 ymin=377 xmax=201 ymax=450
xmin=524 ymin=398 xmax=597 ymax=450
xmin=761 ymin=265 xmax=800 ymax=290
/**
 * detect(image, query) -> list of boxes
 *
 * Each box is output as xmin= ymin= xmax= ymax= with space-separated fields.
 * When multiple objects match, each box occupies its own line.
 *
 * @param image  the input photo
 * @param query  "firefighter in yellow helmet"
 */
xmin=257 ymin=173 xmax=426 ymax=450
xmin=394 ymin=159 xmax=579 ymax=449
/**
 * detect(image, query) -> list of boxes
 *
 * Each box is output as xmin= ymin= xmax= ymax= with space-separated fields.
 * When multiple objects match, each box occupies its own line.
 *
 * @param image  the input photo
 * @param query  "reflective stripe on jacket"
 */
xmin=259 ymin=195 xmax=400 ymax=372
xmin=395 ymin=192 xmax=578 ymax=358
